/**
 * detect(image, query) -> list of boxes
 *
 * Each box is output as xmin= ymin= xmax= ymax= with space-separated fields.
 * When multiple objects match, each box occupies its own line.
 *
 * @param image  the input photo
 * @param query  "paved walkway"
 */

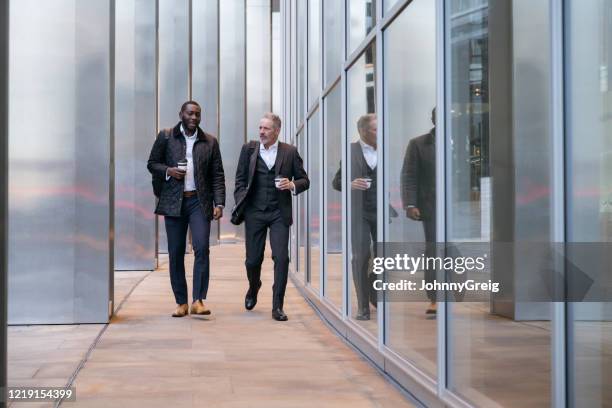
xmin=69 ymin=244 xmax=416 ymax=407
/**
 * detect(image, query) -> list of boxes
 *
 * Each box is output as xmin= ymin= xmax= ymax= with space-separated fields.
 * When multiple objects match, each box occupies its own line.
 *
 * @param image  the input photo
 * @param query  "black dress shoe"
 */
xmin=272 ymin=308 xmax=288 ymax=321
xmin=245 ymin=280 xmax=262 ymax=311
xmin=355 ymin=307 xmax=370 ymax=320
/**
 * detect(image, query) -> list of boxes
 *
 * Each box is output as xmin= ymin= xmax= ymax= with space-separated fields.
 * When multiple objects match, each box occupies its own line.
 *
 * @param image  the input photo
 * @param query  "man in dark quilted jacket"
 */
xmin=147 ymin=101 xmax=226 ymax=318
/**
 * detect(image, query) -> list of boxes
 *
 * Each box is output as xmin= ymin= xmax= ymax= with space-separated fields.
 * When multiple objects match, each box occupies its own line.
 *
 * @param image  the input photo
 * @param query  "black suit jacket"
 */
xmin=147 ymin=122 xmax=226 ymax=219
xmin=400 ymin=129 xmax=436 ymax=220
xmin=232 ymin=140 xmax=309 ymax=226
xmin=332 ymin=142 xmax=398 ymax=218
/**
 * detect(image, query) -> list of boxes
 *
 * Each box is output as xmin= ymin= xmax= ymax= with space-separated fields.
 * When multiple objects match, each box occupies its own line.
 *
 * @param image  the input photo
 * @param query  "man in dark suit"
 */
xmin=232 ymin=113 xmax=309 ymax=321
xmin=401 ymin=108 xmax=437 ymax=314
xmin=147 ymin=101 xmax=226 ymax=318
xmin=332 ymin=114 xmax=382 ymax=321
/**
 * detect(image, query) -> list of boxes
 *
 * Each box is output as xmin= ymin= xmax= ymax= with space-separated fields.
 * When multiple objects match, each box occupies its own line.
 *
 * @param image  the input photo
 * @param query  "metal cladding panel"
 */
xmin=219 ymin=0 xmax=246 ymax=241
xmin=115 ymin=0 xmax=157 ymax=270
xmin=8 ymin=0 xmax=113 ymax=324
xmin=157 ymin=0 xmax=189 ymax=253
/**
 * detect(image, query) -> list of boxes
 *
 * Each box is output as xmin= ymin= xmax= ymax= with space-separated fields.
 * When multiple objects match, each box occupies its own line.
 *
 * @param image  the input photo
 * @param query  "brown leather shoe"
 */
xmin=190 ymin=300 xmax=211 ymax=315
xmin=172 ymin=304 xmax=189 ymax=317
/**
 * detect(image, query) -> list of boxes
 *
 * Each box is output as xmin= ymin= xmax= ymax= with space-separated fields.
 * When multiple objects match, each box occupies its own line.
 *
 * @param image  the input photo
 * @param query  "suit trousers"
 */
xmin=164 ymin=196 xmax=211 ymax=305
xmin=244 ymin=207 xmax=290 ymax=310
xmin=423 ymin=218 xmax=436 ymax=302
xmin=351 ymin=211 xmax=377 ymax=313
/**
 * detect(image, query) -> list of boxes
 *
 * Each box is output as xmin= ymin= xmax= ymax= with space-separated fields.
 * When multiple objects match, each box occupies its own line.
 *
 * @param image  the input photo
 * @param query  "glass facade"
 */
xmin=566 ymin=1 xmax=612 ymax=406
xmin=348 ymin=0 xmax=376 ymax=55
xmin=446 ymin=1 xmax=555 ymax=405
xmin=324 ymin=84 xmax=343 ymax=309
xmin=297 ymin=129 xmax=308 ymax=283
xmin=308 ymin=110 xmax=321 ymax=291
xmin=323 ymin=0 xmax=343 ymax=86
xmin=283 ymin=0 xmax=612 ymax=407
xmin=384 ymin=0 xmax=437 ymax=376
xmin=347 ymin=43 xmax=378 ymax=334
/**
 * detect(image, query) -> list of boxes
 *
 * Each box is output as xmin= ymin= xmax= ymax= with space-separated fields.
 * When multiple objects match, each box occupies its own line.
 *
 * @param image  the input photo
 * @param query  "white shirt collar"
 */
xmin=260 ymin=139 xmax=279 ymax=152
xmin=180 ymin=124 xmax=198 ymax=139
xmin=359 ymin=139 xmax=376 ymax=151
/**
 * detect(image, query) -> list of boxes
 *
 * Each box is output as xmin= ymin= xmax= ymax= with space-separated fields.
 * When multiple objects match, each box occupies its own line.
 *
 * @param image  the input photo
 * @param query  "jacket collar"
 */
xmin=172 ymin=122 xmax=207 ymax=142
xmin=273 ymin=142 xmax=287 ymax=175
xmin=353 ymin=141 xmax=372 ymax=170
xmin=426 ymin=128 xmax=435 ymax=144
xmin=248 ymin=140 xmax=287 ymax=178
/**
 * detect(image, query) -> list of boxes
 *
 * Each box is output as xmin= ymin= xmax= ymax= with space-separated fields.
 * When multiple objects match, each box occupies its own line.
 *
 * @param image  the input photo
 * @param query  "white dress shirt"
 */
xmin=163 ymin=126 xmax=223 ymax=209
xmin=259 ymin=139 xmax=279 ymax=169
xmin=259 ymin=140 xmax=297 ymax=194
xmin=359 ymin=140 xmax=377 ymax=169
xmin=181 ymin=125 xmax=198 ymax=192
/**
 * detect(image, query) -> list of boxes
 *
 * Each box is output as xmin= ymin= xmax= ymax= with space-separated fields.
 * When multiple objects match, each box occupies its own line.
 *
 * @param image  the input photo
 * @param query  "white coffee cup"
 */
xmin=363 ymin=177 xmax=372 ymax=189
xmin=178 ymin=159 xmax=188 ymax=172
xmin=275 ymin=177 xmax=284 ymax=189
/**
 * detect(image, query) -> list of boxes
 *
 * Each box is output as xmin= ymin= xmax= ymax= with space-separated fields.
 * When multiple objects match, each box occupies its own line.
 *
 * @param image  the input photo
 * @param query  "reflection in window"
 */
xmin=447 ymin=1 xmax=553 ymax=407
xmin=384 ymin=0 xmax=437 ymax=377
xmin=297 ymin=0 xmax=307 ymax=123
xmin=308 ymin=0 xmax=320 ymax=108
xmin=309 ymin=111 xmax=321 ymax=291
xmin=324 ymin=85 xmax=343 ymax=309
xmin=566 ymin=0 xmax=612 ymax=406
xmin=349 ymin=0 xmax=376 ymax=55
xmin=297 ymin=130 xmax=307 ymax=282
xmin=323 ymin=0 xmax=343 ymax=85
xmin=341 ymin=43 xmax=378 ymax=335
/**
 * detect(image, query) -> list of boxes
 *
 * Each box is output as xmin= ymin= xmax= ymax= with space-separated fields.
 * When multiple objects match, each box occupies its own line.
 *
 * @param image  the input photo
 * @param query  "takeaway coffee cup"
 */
xmin=363 ymin=177 xmax=372 ymax=189
xmin=177 ymin=159 xmax=188 ymax=172
xmin=275 ymin=177 xmax=284 ymax=189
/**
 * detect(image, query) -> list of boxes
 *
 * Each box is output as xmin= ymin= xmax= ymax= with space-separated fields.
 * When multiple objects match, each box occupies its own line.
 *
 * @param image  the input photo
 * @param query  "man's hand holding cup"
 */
xmin=275 ymin=176 xmax=294 ymax=191
xmin=168 ymin=159 xmax=188 ymax=180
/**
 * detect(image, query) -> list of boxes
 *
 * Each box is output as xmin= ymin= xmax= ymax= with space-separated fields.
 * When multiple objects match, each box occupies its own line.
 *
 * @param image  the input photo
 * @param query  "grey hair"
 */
xmin=262 ymin=112 xmax=282 ymax=130
xmin=357 ymin=113 xmax=376 ymax=137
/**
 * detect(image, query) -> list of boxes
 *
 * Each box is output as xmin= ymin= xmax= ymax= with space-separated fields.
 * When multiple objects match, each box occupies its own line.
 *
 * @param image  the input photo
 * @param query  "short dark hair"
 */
xmin=180 ymin=100 xmax=201 ymax=112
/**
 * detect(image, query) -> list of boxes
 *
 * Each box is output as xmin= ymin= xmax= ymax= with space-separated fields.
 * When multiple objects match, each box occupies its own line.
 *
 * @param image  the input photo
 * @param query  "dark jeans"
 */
xmin=164 ymin=196 xmax=211 ymax=305
xmin=351 ymin=212 xmax=377 ymax=314
xmin=244 ymin=207 xmax=290 ymax=310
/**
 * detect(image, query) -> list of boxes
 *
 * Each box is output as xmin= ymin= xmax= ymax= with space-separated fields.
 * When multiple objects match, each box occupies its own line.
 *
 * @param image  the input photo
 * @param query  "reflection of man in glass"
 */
xmin=401 ymin=108 xmax=437 ymax=314
xmin=333 ymin=114 xmax=378 ymax=320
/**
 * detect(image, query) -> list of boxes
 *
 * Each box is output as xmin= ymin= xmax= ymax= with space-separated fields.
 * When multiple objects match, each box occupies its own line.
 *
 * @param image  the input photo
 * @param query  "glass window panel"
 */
xmin=273 ymin=9 xmax=281 ymax=113
xmin=566 ymin=0 xmax=612 ymax=406
xmin=297 ymin=0 xmax=307 ymax=123
xmin=309 ymin=110 xmax=321 ymax=291
xmin=446 ymin=1 xmax=553 ymax=406
xmin=324 ymin=84 xmax=343 ymax=309
xmin=384 ymin=0 xmax=437 ymax=376
xmin=297 ymin=130 xmax=308 ymax=282
xmin=308 ymin=0 xmax=321 ymax=107
xmin=346 ymin=43 xmax=377 ymax=335
xmin=246 ymin=0 xmax=272 ymax=134
xmin=323 ymin=0 xmax=343 ymax=86
xmin=384 ymin=0 xmax=400 ymax=14
xmin=290 ymin=0 xmax=296 ymax=132
xmin=348 ymin=0 xmax=376 ymax=55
